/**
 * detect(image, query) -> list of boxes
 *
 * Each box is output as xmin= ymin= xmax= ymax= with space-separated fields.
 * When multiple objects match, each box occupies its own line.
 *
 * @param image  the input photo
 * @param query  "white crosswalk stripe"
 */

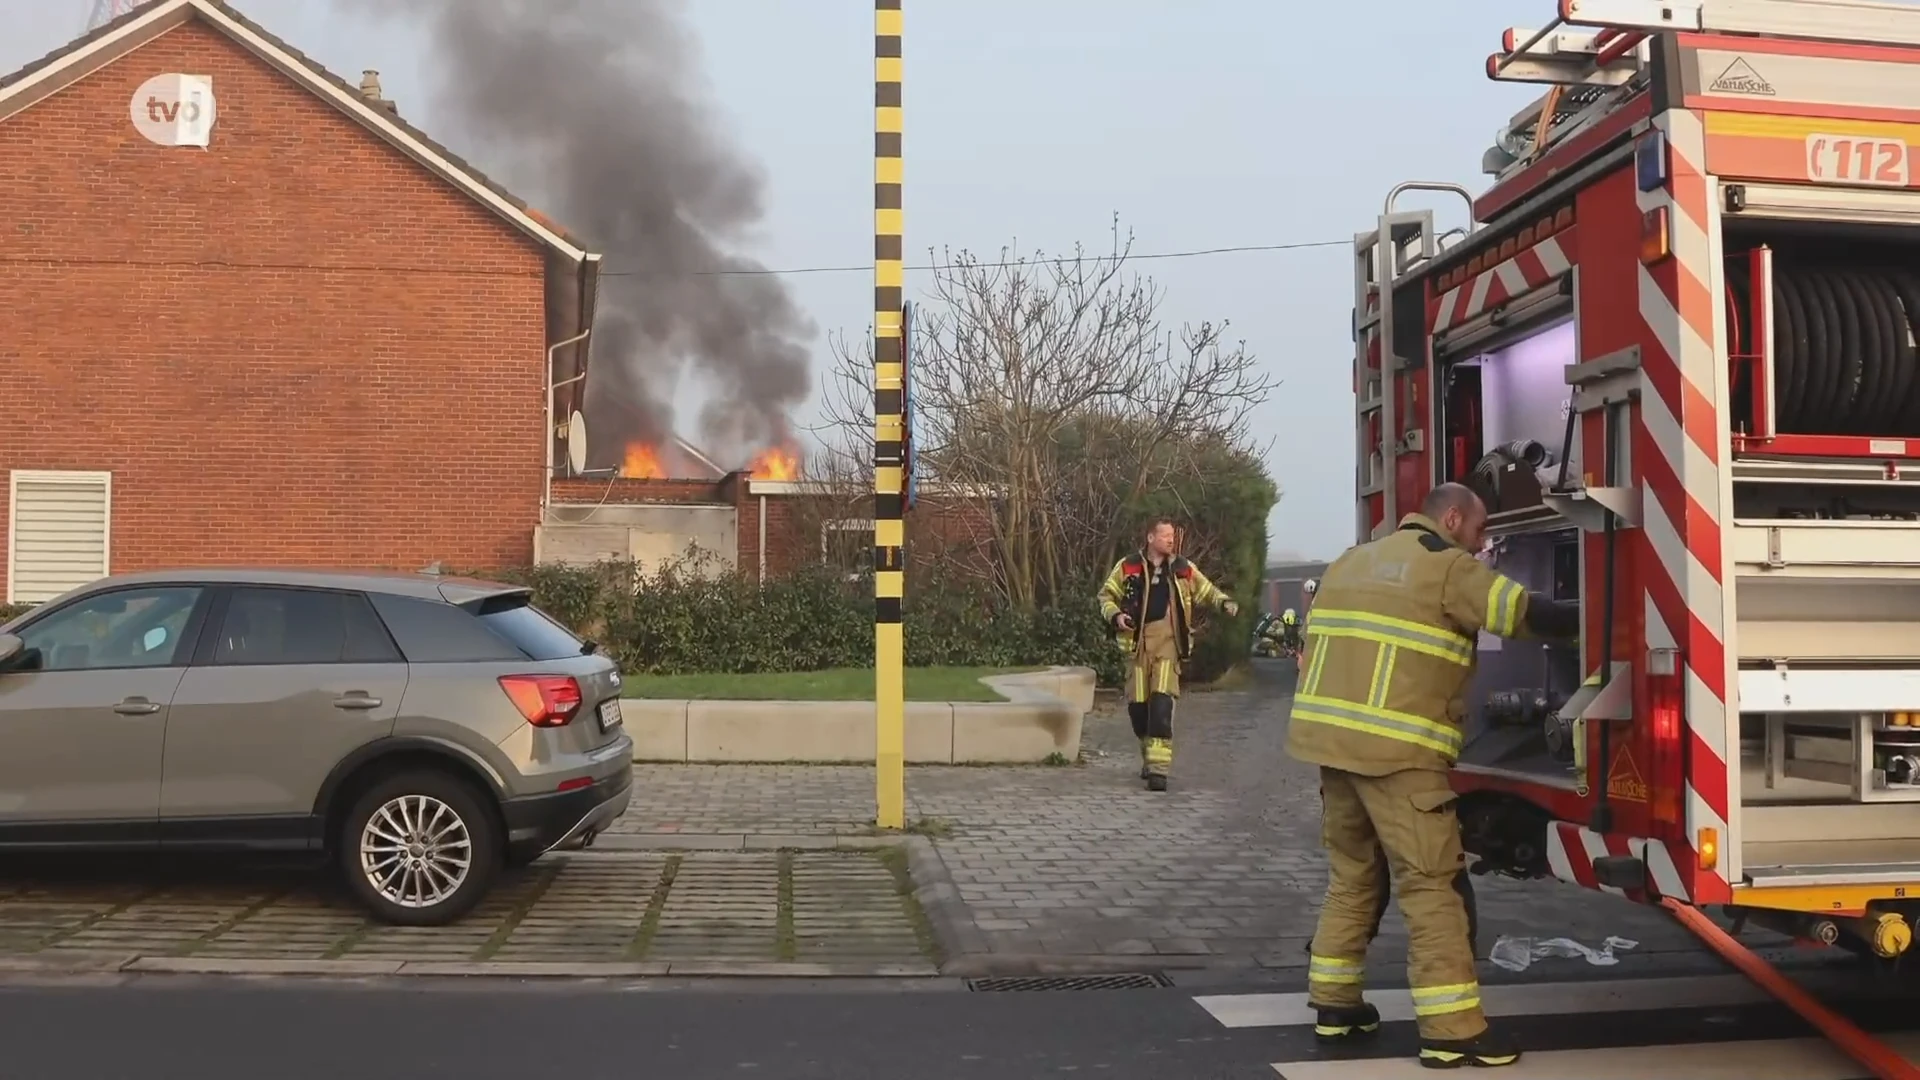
xmin=1193 ymin=973 xmax=1766 ymax=1028
xmin=1189 ymin=974 xmax=1920 ymax=1079
xmin=1263 ymin=1034 xmax=1919 ymax=1079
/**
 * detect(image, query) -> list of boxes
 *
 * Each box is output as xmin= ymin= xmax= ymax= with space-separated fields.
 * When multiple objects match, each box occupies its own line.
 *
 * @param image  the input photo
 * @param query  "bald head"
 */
xmin=1421 ymin=483 xmax=1488 ymax=550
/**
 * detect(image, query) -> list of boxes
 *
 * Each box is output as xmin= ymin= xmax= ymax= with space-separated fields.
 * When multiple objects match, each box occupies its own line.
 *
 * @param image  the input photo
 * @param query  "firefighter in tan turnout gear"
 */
xmin=1288 ymin=484 xmax=1577 ymax=1070
xmin=1098 ymin=519 xmax=1238 ymax=791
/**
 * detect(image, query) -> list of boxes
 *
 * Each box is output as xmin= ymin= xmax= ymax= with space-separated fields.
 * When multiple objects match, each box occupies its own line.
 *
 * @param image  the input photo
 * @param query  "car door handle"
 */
xmin=113 ymin=698 xmax=162 ymax=716
xmin=333 ymin=694 xmax=382 ymax=710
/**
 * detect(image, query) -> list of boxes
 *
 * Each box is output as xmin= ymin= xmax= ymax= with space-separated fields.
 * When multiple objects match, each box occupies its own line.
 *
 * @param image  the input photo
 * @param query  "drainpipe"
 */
xmin=543 ymin=328 xmax=592 ymax=516
xmin=758 ymin=493 xmax=768 ymax=583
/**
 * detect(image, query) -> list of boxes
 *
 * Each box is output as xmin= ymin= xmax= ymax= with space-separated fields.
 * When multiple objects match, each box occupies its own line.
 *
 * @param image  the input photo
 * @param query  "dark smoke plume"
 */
xmin=343 ymin=0 xmax=813 ymax=467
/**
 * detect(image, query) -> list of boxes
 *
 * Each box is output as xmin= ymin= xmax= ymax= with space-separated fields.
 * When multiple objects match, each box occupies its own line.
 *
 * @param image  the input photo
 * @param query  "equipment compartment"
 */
xmin=1440 ymin=318 xmax=1579 ymax=524
xmin=1456 ymin=527 xmax=1583 ymax=782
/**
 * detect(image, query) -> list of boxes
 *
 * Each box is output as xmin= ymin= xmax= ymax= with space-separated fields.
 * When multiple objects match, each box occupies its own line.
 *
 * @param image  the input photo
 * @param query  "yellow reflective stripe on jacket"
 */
xmin=1303 ymin=608 xmax=1473 ymax=665
xmin=1307 ymin=954 xmax=1365 ymax=985
xmin=1292 ymin=694 xmax=1464 ymax=756
xmin=1367 ymin=645 xmax=1397 ymax=708
xmin=1484 ymin=576 xmax=1525 ymax=637
xmin=1410 ymin=981 xmax=1481 ymax=1017
xmin=1098 ymin=563 xmax=1126 ymax=621
xmin=1301 ymin=640 xmax=1330 ymax=695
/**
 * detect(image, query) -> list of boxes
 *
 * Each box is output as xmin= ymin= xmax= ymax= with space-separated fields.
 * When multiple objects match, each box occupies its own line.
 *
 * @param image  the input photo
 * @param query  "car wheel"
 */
xmin=339 ymin=769 xmax=501 ymax=927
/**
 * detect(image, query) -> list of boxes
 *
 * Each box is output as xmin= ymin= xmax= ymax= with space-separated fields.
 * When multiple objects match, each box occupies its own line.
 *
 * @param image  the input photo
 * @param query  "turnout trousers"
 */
xmin=1128 ymin=617 xmax=1180 ymax=777
xmin=1306 ymin=765 xmax=1488 ymax=1043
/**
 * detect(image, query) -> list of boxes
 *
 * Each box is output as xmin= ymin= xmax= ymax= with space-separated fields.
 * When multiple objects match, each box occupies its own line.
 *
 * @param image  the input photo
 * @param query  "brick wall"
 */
xmin=0 ymin=20 xmax=553 ymax=593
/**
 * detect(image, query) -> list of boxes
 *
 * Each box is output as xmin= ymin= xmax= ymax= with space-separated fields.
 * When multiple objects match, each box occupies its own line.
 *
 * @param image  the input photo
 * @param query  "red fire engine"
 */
xmin=1355 ymin=0 xmax=1920 ymax=961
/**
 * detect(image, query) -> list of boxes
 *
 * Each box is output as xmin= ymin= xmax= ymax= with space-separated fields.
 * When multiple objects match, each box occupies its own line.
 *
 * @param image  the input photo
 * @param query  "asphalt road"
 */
xmin=0 ymin=969 xmax=1912 ymax=1080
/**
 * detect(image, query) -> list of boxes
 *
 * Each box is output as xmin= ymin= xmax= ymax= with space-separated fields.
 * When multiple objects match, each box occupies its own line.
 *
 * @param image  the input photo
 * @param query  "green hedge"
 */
xmin=0 ymin=603 xmax=30 ymax=625
xmin=0 ymin=562 xmax=1204 ymax=689
xmin=484 ymin=554 xmax=1131 ymax=687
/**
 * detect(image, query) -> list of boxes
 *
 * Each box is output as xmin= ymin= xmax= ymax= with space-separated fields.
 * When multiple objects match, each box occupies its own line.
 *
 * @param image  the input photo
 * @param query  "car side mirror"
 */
xmin=0 ymin=633 xmax=22 ymax=669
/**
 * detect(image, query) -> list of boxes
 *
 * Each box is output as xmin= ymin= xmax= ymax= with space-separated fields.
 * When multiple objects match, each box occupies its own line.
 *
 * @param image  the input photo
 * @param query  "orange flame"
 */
xmin=622 ymin=442 xmax=665 ymax=479
xmin=750 ymin=446 xmax=801 ymax=481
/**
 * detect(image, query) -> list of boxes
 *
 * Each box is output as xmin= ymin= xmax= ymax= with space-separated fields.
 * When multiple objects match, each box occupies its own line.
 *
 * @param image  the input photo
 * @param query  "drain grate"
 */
xmin=966 ymin=973 xmax=1171 ymax=992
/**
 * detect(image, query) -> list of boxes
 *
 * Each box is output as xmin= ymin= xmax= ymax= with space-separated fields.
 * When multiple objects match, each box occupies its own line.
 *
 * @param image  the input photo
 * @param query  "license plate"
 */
xmin=598 ymin=698 xmax=623 ymax=732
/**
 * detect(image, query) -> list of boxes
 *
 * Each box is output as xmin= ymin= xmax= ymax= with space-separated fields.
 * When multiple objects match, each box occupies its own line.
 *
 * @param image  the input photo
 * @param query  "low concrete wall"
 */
xmin=625 ymin=666 xmax=1095 ymax=764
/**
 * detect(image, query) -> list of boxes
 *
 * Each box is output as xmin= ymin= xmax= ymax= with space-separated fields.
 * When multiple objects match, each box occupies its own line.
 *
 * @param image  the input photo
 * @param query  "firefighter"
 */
xmin=1287 ymin=483 xmax=1577 ymax=1070
xmin=1278 ymin=607 xmax=1302 ymax=652
xmin=1098 ymin=518 xmax=1239 ymax=791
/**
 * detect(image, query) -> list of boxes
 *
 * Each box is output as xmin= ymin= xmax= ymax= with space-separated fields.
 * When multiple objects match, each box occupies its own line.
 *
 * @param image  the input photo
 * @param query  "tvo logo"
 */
xmin=129 ymin=73 xmax=217 ymax=147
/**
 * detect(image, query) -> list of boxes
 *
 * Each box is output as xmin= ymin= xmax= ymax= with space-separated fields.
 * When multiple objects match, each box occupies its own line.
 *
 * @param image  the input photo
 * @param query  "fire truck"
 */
xmin=1354 ymin=0 xmax=1920 ymax=962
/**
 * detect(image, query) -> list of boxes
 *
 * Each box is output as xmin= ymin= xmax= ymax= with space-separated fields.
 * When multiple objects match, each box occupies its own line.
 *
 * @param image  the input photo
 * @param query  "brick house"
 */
xmin=542 ymin=475 xmax=998 ymax=583
xmin=1262 ymin=558 xmax=1329 ymax=617
xmin=0 ymin=0 xmax=599 ymax=602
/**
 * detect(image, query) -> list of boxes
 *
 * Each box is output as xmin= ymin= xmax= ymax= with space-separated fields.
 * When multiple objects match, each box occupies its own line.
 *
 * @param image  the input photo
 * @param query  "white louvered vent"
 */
xmin=8 ymin=471 xmax=111 ymax=604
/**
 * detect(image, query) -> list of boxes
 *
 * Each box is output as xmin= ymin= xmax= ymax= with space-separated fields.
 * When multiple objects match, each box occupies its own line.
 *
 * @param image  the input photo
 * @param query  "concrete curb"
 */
xmin=592 ymin=833 xmax=899 ymax=852
xmin=903 ymin=835 xmax=986 ymax=964
xmin=939 ymin=953 xmax=1224 ymax=978
xmin=0 ymin=954 xmax=940 ymax=979
xmin=624 ymin=666 xmax=1095 ymax=765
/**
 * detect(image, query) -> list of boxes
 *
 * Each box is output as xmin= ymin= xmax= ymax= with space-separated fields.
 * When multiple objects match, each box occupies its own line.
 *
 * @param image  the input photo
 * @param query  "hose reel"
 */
xmin=1755 ymin=262 xmax=1920 ymax=437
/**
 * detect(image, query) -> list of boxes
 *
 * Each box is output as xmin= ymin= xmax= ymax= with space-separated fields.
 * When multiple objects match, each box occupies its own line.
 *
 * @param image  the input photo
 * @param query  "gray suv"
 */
xmin=0 ymin=569 xmax=634 ymax=926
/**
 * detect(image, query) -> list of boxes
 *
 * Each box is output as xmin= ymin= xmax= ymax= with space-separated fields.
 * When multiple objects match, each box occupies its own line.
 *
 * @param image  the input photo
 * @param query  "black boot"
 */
xmin=1313 ymin=1002 xmax=1380 ymax=1042
xmin=1146 ymin=774 xmax=1168 ymax=792
xmin=1418 ymin=1026 xmax=1521 ymax=1069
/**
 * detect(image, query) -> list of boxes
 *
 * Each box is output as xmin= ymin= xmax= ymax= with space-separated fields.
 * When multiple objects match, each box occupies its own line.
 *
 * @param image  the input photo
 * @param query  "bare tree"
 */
xmin=813 ymin=220 xmax=1276 ymax=609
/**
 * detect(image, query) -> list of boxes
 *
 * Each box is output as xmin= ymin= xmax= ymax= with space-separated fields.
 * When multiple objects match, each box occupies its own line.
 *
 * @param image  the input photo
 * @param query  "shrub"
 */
xmin=0 ymin=603 xmax=30 ymax=625
xmin=470 ymin=551 xmax=1126 ymax=684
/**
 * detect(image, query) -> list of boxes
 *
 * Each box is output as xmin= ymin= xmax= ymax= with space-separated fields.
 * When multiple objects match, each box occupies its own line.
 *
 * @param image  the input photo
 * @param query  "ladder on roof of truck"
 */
xmin=1489 ymin=0 xmax=1920 ymax=171
xmin=1564 ymin=0 xmax=1920 ymax=47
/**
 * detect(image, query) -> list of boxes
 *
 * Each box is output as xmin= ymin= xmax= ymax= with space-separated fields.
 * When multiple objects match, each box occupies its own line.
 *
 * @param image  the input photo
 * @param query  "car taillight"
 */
xmin=499 ymin=674 xmax=582 ymax=727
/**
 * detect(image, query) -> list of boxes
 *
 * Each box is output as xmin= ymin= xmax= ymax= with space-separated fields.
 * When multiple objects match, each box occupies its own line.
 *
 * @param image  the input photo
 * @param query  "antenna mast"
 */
xmin=87 ymin=0 xmax=140 ymax=31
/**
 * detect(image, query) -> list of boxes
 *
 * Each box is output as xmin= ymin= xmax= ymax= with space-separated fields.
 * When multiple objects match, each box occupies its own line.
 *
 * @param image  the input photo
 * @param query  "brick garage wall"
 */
xmin=547 ymin=476 xmax=1000 ymax=581
xmin=550 ymin=477 xmax=734 ymax=506
xmin=753 ymin=490 xmax=999 ymax=580
xmin=736 ymin=491 xmax=813 ymax=580
xmin=0 ymin=20 xmax=552 ymax=596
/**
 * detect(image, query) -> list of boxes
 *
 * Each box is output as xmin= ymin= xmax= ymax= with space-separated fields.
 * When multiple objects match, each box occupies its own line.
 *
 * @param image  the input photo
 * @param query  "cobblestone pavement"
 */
xmin=612 ymin=662 xmax=1724 ymax=974
xmin=0 ymin=850 xmax=932 ymax=971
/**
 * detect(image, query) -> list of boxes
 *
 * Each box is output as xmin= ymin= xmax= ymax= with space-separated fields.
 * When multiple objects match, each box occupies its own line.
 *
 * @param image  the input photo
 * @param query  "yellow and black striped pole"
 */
xmin=873 ymin=0 xmax=906 ymax=830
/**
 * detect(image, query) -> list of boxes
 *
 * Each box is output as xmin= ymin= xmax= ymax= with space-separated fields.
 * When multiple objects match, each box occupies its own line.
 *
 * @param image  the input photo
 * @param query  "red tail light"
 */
xmin=1647 ymin=647 xmax=1684 ymax=829
xmin=499 ymin=675 xmax=582 ymax=727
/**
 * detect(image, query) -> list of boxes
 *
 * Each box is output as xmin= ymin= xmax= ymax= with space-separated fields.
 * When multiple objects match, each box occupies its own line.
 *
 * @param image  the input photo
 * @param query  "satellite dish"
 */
xmin=566 ymin=411 xmax=588 ymax=474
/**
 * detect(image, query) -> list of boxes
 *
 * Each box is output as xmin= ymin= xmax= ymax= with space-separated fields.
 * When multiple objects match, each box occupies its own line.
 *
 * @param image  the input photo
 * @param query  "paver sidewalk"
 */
xmin=0 ymin=663 xmax=1730 ymax=980
xmin=608 ymin=663 xmax=1713 ymax=975
xmin=0 ymin=849 xmax=934 ymax=975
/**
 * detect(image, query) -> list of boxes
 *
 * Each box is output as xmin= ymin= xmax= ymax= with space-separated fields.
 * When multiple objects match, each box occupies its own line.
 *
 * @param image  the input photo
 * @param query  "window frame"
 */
xmin=4 ymin=583 xmax=213 ymax=673
xmin=7 ymin=469 xmax=112 ymax=605
xmin=192 ymin=585 xmax=403 ymax=668
xmin=821 ymin=518 xmax=875 ymax=582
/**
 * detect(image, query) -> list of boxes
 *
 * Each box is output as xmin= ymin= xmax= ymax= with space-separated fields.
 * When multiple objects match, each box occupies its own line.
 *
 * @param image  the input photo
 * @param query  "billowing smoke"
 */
xmin=343 ymin=0 xmax=813 ymax=467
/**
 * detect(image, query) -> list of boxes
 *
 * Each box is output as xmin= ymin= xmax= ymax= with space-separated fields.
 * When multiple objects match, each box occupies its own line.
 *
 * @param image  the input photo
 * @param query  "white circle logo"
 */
xmin=129 ymin=73 xmax=216 ymax=147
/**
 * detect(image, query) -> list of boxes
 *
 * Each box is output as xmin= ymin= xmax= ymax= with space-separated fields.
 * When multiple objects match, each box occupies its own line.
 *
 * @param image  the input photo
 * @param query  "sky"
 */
xmin=4 ymin=0 xmax=1571 ymax=562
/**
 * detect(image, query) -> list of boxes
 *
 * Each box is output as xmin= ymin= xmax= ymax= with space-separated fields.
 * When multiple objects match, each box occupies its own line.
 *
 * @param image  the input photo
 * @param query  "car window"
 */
xmin=342 ymin=593 xmax=404 ymax=663
xmin=473 ymin=595 xmax=586 ymax=661
xmin=212 ymin=587 xmax=401 ymax=666
xmin=12 ymin=586 xmax=203 ymax=671
xmin=367 ymin=593 xmax=525 ymax=663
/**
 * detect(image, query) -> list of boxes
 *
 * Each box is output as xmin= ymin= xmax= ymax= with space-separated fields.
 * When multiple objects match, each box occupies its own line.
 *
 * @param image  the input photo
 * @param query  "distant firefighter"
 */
xmin=1097 ymin=518 xmax=1239 ymax=791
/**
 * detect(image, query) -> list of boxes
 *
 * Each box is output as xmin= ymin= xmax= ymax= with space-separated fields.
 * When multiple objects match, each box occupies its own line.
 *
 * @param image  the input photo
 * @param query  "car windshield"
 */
xmin=471 ymin=595 xmax=586 ymax=661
